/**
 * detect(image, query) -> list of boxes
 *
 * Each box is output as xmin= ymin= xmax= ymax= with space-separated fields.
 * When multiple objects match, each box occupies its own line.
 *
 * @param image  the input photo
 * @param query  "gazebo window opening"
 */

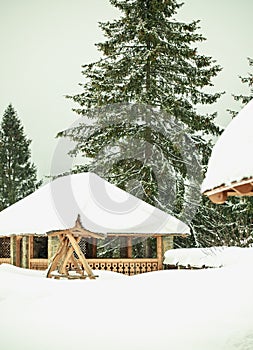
xmin=132 ymin=236 xmax=157 ymax=258
xmin=97 ymin=237 xmax=122 ymax=258
xmin=95 ymin=236 xmax=158 ymax=258
xmin=33 ymin=236 xmax=48 ymax=259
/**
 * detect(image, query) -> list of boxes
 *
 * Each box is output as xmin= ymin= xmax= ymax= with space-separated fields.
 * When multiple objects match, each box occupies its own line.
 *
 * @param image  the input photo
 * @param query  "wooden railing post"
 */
xmin=10 ymin=235 xmax=21 ymax=267
xmin=21 ymin=236 xmax=29 ymax=269
xmin=156 ymin=236 xmax=163 ymax=270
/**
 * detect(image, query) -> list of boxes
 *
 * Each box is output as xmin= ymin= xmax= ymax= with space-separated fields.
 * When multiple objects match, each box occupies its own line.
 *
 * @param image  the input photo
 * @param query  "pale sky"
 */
xmin=0 ymin=0 xmax=253 ymax=180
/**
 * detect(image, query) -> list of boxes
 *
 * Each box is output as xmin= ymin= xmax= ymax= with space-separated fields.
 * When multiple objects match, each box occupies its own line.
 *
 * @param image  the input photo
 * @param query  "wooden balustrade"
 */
xmin=2 ymin=257 xmax=160 ymax=275
xmin=29 ymin=258 xmax=49 ymax=270
xmin=87 ymin=258 xmax=159 ymax=275
xmin=0 ymin=258 xmax=11 ymax=265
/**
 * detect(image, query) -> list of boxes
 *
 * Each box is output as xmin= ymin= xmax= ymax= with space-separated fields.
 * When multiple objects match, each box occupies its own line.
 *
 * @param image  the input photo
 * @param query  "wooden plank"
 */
xmin=58 ymin=239 xmax=70 ymax=275
xmin=29 ymin=236 xmax=34 ymax=259
xmin=209 ymin=191 xmax=227 ymax=204
xmin=16 ymin=236 xmax=21 ymax=267
xmin=232 ymin=183 xmax=253 ymax=194
xmin=156 ymin=236 xmax=163 ymax=270
xmin=29 ymin=258 xmax=48 ymax=270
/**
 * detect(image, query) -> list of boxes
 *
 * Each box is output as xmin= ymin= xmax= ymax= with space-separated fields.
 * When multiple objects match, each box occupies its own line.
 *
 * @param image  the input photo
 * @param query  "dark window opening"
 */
xmin=33 ymin=236 xmax=48 ymax=259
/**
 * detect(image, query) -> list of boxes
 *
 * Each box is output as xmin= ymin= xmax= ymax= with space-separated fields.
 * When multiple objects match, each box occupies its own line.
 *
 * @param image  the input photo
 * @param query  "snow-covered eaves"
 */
xmin=0 ymin=172 xmax=190 ymax=236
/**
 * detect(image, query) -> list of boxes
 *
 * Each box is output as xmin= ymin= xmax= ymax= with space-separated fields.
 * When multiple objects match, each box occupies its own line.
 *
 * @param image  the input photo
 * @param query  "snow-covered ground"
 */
xmin=1 ymin=251 xmax=253 ymax=350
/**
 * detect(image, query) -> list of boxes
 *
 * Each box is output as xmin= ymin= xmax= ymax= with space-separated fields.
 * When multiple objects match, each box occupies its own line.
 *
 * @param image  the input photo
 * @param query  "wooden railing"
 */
xmin=0 ymin=258 xmax=11 ymax=265
xmin=20 ymin=258 xmax=160 ymax=275
xmin=29 ymin=259 xmax=49 ymax=270
xmin=87 ymin=258 xmax=159 ymax=275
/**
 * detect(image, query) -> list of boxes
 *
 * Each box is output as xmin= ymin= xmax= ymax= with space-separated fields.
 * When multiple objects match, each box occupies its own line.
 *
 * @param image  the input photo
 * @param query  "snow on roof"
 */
xmin=164 ymin=246 xmax=253 ymax=268
xmin=0 ymin=172 xmax=190 ymax=236
xmin=201 ymin=99 xmax=253 ymax=193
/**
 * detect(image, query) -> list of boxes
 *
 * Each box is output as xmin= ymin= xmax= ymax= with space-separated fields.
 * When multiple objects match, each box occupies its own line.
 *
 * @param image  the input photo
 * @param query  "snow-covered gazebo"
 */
xmin=0 ymin=172 xmax=190 ymax=275
xmin=202 ymin=99 xmax=253 ymax=203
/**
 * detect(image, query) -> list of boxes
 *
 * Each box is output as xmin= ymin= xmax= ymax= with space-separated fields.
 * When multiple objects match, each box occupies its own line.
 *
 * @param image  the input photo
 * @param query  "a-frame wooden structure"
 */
xmin=46 ymin=215 xmax=106 ymax=279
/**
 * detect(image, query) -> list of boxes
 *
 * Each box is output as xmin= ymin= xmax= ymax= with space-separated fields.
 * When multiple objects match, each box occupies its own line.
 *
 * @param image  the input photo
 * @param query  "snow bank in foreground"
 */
xmin=1 ymin=255 xmax=253 ymax=350
xmin=164 ymin=246 xmax=253 ymax=268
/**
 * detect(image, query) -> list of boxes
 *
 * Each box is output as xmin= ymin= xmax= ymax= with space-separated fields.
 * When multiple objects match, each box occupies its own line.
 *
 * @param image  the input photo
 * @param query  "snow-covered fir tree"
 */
xmin=59 ymin=0 xmax=225 ymax=248
xmin=0 ymin=104 xmax=41 ymax=210
xmin=231 ymin=57 xmax=253 ymax=110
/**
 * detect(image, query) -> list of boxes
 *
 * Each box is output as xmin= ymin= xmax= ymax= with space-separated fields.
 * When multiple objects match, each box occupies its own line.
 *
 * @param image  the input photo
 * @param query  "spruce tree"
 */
xmin=0 ymin=104 xmax=40 ymax=210
xmin=232 ymin=57 xmax=253 ymax=107
xmin=59 ymin=0 xmax=224 ymax=247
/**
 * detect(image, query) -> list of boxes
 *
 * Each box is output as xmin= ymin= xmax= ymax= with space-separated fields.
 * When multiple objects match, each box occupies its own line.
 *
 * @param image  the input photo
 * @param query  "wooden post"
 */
xmin=11 ymin=235 xmax=21 ymax=267
xmin=21 ymin=236 xmax=30 ymax=269
xmin=29 ymin=236 xmax=34 ymax=259
xmin=10 ymin=236 xmax=17 ymax=266
xmin=156 ymin=236 xmax=163 ymax=270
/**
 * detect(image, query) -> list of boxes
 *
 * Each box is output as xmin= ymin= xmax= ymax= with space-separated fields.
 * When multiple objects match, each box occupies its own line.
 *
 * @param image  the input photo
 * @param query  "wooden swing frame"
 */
xmin=46 ymin=216 xmax=106 ymax=279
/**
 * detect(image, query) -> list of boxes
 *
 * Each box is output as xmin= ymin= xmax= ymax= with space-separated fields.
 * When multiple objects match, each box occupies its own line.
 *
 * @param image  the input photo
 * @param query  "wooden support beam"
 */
xmin=60 ymin=237 xmax=82 ymax=275
xmin=58 ymin=238 xmax=71 ymax=275
xmin=209 ymin=191 xmax=227 ymax=204
xmin=17 ymin=237 xmax=21 ymax=267
xmin=29 ymin=236 xmax=34 ymax=259
xmin=156 ymin=236 xmax=163 ymax=270
xmin=232 ymin=183 xmax=253 ymax=195
xmin=66 ymin=232 xmax=95 ymax=279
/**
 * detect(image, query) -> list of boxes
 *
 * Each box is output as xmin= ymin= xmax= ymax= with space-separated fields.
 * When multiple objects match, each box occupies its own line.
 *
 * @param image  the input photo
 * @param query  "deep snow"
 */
xmin=1 ymin=251 xmax=253 ymax=350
